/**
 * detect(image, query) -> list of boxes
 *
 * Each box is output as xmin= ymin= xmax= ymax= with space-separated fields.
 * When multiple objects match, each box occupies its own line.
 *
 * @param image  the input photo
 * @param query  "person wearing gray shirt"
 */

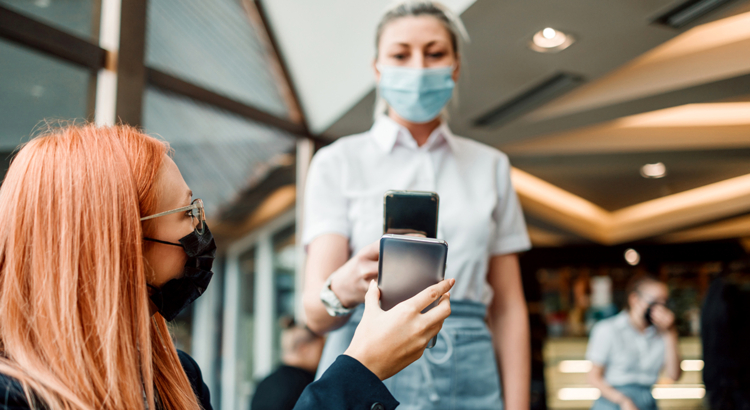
xmin=586 ymin=276 xmax=683 ymax=410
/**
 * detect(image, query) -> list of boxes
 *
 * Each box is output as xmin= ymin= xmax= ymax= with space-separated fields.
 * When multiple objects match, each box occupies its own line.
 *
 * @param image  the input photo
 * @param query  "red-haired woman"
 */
xmin=0 ymin=124 xmax=452 ymax=410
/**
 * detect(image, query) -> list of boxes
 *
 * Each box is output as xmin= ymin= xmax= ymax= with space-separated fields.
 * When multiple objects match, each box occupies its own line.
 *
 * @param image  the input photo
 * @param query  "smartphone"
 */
xmin=378 ymin=234 xmax=448 ymax=348
xmin=383 ymin=190 xmax=439 ymax=238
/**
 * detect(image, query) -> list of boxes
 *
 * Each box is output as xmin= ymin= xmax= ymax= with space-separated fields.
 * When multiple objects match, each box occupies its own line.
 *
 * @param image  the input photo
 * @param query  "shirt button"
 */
xmin=371 ymin=403 xmax=385 ymax=410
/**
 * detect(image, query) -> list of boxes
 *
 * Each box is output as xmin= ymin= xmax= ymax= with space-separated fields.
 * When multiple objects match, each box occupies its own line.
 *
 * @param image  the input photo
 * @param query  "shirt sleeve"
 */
xmin=294 ymin=355 xmax=399 ymax=410
xmin=586 ymin=321 xmax=613 ymax=367
xmin=490 ymin=153 xmax=531 ymax=255
xmin=302 ymin=146 xmax=350 ymax=247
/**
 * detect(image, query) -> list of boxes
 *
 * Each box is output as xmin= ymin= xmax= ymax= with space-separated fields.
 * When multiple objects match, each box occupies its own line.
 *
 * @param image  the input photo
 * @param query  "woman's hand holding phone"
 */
xmin=329 ymin=241 xmax=380 ymax=308
xmin=344 ymin=278 xmax=455 ymax=380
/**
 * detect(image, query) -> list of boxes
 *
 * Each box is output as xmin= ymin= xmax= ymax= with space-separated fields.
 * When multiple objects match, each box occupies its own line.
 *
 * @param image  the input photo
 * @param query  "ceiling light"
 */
xmin=641 ymin=162 xmax=667 ymax=179
xmin=559 ymin=360 xmax=593 ymax=373
xmin=624 ymin=248 xmax=640 ymax=266
xmin=558 ymin=388 xmax=601 ymax=401
xmin=651 ymin=386 xmax=706 ymax=400
xmin=681 ymin=360 xmax=705 ymax=371
xmin=530 ymin=28 xmax=575 ymax=53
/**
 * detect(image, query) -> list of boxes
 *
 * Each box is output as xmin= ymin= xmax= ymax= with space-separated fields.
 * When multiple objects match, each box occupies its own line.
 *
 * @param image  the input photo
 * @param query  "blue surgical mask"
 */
xmin=378 ymin=65 xmax=455 ymax=123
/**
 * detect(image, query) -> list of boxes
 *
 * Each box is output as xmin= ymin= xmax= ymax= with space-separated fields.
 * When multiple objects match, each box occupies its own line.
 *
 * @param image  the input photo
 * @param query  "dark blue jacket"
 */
xmin=294 ymin=355 xmax=399 ymax=410
xmin=0 ymin=353 xmax=399 ymax=410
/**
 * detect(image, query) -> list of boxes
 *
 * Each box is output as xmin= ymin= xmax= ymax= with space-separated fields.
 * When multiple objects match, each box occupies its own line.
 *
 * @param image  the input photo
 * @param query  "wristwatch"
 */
xmin=320 ymin=274 xmax=353 ymax=317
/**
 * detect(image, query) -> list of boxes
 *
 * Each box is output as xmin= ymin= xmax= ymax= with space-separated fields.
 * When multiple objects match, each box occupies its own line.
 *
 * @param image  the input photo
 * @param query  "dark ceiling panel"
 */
xmin=511 ymin=148 xmax=750 ymax=211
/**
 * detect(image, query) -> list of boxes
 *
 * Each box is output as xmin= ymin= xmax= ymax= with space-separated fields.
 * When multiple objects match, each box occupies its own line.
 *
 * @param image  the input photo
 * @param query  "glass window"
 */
xmin=272 ymin=224 xmax=296 ymax=365
xmin=0 ymin=39 xmax=90 ymax=165
xmin=237 ymin=246 xmax=256 ymax=410
xmin=146 ymin=0 xmax=291 ymax=119
xmin=0 ymin=0 xmax=98 ymax=40
xmin=142 ymin=86 xmax=296 ymax=217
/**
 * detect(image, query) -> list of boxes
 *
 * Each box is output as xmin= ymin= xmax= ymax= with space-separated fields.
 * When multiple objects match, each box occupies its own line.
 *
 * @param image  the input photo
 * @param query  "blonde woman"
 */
xmin=0 ymin=124 xmax=452 ymax=410
xmin=303 ymin=2 xmax=532 ymax=409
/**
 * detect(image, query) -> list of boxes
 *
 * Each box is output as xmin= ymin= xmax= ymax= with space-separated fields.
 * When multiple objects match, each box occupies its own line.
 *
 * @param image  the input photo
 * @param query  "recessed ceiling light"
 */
xmin=624 ymin=248 xmax=640 ymax=266
xmin=641 ymin=162 xmax=667 ymax=179
xmin=530 ymin=28 xmax=575 ymax=53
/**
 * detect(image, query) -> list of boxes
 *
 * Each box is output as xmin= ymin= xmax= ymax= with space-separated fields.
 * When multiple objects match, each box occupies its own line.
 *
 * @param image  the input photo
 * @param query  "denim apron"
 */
xmin=316 ymin=301 xmax=503 ymax=410
xmin=590 ymin=385 xmax=657 ymax=410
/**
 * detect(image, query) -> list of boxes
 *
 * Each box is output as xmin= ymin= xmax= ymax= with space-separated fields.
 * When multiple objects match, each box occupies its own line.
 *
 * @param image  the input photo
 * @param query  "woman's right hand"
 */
xmin=329 ymin=241 xmax=380 ymax=308
xmin=344 ymin=278 xmax=455 ymax=380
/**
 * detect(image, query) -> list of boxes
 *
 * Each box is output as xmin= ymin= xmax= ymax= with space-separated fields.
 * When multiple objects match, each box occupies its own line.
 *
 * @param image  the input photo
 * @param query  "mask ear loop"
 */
xmin=143 ymin=237 xmax=182 ymax=247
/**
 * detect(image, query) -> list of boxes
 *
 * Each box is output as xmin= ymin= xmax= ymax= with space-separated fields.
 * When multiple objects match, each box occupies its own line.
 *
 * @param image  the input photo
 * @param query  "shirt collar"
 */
xmin=615 ymin=310 xmax=658 ymax=337
xmin=370 ymin=116 xmax=457 ymax=153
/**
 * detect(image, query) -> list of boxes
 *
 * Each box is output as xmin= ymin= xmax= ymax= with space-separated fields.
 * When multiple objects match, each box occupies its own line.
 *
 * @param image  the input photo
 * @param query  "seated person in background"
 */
xmin=587 ymin=275 xmax=682 ymax=410
xmin=251 ymin=317 xmax=325 ymax=410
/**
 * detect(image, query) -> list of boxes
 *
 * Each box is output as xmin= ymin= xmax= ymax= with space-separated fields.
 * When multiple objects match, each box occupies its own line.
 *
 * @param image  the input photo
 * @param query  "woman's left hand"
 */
xmin=650 ymin=304 xmax=676 ymax=333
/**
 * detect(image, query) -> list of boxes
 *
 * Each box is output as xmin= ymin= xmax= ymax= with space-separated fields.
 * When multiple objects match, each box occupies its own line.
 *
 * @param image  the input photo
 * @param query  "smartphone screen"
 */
xmin=383 ymin=190 xmax=439 ymax=238
xmin=378 ymin=234 xmax=448 ymax=348
xmin=378 ymin=235 xmax=447 ymax=312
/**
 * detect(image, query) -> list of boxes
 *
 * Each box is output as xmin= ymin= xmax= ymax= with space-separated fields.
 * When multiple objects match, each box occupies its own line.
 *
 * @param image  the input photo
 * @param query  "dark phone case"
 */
xmin=378 ymin=234 xmax=448 ymax=348
xmin=383 ymin=190 xmax=439 ymax=238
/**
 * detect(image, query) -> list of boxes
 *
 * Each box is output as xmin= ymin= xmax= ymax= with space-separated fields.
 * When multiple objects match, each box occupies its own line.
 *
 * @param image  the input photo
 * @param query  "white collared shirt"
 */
xmin=303 ymin=116 xmax=531 ymax=303
xmin=586 ymin=311 xmax=666 ymax=386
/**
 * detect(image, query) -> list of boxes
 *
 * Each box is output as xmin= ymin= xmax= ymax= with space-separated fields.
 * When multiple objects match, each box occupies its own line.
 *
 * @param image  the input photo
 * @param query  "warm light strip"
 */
xmin=611 ymin=173 xmax=750 ymax=243
xmin=652 ymin=386 xmax=706 ymax=400
xmin=658 ymin=214 xmax=750 ymax=243
xmin=558 ymin=386 xmax=706 ymax=402
xmin=559 ymin=360 xmax=593 ymax=373
xmin=643 ymin=10 xmax=750 ymax=63
xmin=680 ymin=360 xmax=704 ymax=371
xmin=510 ymin=168 xmax=610 ymax=243
xmin=558 ymin=388 xmax=601 ymax=401
xmin=617 ymin=103 xmax=750 ymax=127
xmin=512 ymin=167 xmax=750 ymax=245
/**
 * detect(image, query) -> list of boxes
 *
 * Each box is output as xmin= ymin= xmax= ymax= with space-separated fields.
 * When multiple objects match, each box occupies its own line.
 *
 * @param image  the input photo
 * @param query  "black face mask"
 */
xmin=644 ymin=301 xmax=666 ymax=326
xmin=145 ymin=223 xmax=216 ymax=321
xmin=644 ymin=302 xmax=656 ymax=326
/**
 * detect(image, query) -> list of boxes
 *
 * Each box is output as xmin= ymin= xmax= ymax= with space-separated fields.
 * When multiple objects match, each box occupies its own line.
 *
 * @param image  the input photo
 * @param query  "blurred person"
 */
xmin=251 ymin=317 xmax=325 ymax=410
xmin=701 ymin=273 xmax=750 ymax=410
xmin=0 ymin=123 xmax=454 ymax=410
xmin=586 ymin=276 xmax=682 ymax=410
xmin=568 ymin=275 xmax=592 ymax=336
xmin=302 ymin=1 xmax=532 ymax=409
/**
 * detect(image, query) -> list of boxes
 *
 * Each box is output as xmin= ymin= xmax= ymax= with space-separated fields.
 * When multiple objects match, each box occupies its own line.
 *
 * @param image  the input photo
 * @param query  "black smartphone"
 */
xmin=383 ymin=190 xmax=439 ymax=238
xmin=378 ymin=234 xmax=448 ymax=348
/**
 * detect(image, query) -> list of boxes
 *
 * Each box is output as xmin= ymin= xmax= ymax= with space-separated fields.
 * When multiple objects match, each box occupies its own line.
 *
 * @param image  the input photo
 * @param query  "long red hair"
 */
xmin=0 ymin=124 xmax=202 ymax=409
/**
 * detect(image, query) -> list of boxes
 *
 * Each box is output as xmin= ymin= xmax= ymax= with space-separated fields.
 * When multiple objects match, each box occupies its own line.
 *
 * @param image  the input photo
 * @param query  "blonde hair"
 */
xmin=373 ymin=0 xmax=470 ymax=120
xmin=0 ymin=124 xmax=202 ymax=409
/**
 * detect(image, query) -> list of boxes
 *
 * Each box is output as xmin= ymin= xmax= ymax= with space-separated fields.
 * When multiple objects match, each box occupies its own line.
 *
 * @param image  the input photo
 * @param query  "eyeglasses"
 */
xmin=140 ymin=198 xmax=206 ymax=235
xmin=637 ymin=292 xmax=669 ymax=306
